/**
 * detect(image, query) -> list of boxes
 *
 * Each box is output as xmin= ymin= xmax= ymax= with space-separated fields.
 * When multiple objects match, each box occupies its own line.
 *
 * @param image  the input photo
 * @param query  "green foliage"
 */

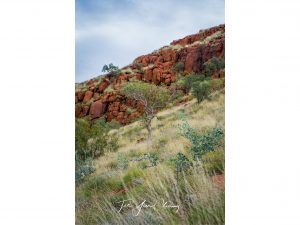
xmin=173 ymin=62 xmax=185 ymax=73
xmin=178 ymin=113 xmax=224 ymax=160
xmin=169 ymin=152 xmax=193 ymax=173
xmin=75 ymin=118 xmax=91 ymax=155
xmin=179 ymin=73 xmax=207 ymax=93
xmin=75 ymin=118 xmax=119 ymax=160
xmin=75 ymin=156 xmax=96 ymax=183
xmin=145 ymin=152 xmax=159 ymax=166
xmin=125 ymin=107 xmax=134 ymax=115
xmin=202 ymin=150 xmax=225 ymax=175
xmin=121 ymin=80 xmax=170 ymax=110
xmin=191 ymin=80 xmax=210 ymax=103
xmin=121 ymin=80 xmax=171 ymax=140
xmin=102 ymin=63 xmax=121 ymax=76
xmin=203 ymin=57 xmax=225 ymax=76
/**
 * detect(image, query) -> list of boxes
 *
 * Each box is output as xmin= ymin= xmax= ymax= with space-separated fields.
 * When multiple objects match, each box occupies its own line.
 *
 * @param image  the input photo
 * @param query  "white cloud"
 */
xmin=76 ymin=0 xmax=224 ymax=82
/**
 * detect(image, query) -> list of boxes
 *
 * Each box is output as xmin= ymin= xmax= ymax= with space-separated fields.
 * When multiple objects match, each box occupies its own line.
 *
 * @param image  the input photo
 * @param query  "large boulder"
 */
xmin=89 ymin=100 xmax=107 ymax=120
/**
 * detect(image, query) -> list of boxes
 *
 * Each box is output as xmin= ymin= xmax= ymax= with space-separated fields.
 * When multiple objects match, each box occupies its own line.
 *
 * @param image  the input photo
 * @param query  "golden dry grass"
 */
xmin=76 ymin=90 xmax=225 ymax=225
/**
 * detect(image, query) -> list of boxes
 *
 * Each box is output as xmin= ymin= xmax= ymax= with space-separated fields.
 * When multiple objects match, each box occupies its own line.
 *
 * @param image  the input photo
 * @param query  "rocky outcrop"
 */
xmin=75 ymin=24 xmax=225 ymax=124
xmin=90 ymin=100 xmax=107 ymax=120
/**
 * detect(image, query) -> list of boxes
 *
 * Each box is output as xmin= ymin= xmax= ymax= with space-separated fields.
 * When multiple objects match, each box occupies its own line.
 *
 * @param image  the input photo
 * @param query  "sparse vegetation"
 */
xmin=178 ymin=73 xmax=207 ymax=93
xmin=203 ymin=57 xmax=225 ymax=76
xmin=102 ymin=63 xmax=121 ymax=76
xmin=76 ymin=82 xmax=225 ymax=225
xmin=173 ymin=61 xmax=185 ymax=73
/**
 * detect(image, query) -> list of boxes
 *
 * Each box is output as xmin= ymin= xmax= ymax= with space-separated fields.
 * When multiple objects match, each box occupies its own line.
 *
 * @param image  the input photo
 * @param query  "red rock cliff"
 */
xmin=75 ymin=24 xmax=225 ymax=124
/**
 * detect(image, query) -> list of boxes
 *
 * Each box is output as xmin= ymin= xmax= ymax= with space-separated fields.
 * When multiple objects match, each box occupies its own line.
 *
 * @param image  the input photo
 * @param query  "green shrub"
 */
xmin=169 ymin=153 xmax=193 ymax=180
xmin=203 ymin=57 xmax=225 ymax=76
xmin=145 ymin=152 xmax=159 ymax=166
xmin=191 ymin=80 xmax=210 ymax=103
xmin=75 ymin=118 xmax=91 ymax=156
xmin=202 ymin=150 xmax=225 ymax=175
xmin=75 ymin=156 xmax=96 ymax=183
xmin=173 ymin=62 xmax=185 ymax=73
xmin=179 ymin=73 xmax=207 ymax=93
xmin=75 ymin=118 xmax=119 ymax=160
xmin=178 ymin=113 xmax=224 ymax=160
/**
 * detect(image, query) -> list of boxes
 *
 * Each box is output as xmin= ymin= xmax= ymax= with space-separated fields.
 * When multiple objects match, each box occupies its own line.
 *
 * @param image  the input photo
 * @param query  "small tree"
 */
xmin=191 ymin=80 xmax=210 ymax=103
xmin=102 ymin=63 xmax=121 ymax=76
xmin=178 ymin=73 xmax=206 ymax=93
xmin=121 ymin=80 xmax=171 ymax=141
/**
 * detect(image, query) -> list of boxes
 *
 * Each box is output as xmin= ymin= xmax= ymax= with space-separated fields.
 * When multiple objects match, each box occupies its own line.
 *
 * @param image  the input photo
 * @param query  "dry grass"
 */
xmin=76 ymin=90 xmax=225 ymax=225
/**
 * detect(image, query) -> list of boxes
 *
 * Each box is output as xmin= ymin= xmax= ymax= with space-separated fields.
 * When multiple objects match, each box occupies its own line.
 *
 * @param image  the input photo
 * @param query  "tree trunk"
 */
xmin=144 ymin=117 xmax=153 ymax=145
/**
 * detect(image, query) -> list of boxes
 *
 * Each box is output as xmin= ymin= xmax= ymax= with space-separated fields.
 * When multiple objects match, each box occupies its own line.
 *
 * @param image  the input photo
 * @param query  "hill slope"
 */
xmin=75 ymin=24 xmax=225 ymax=125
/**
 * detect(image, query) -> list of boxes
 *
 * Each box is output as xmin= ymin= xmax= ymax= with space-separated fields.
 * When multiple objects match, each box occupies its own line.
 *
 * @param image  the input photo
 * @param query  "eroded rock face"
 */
xmin=75 ymin=24 xmax=225 ymax=124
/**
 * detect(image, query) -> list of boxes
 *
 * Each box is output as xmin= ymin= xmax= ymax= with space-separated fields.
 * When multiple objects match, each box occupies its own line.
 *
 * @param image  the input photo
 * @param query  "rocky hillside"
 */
xmin=75 ymin=24 xmax=225 ymax=124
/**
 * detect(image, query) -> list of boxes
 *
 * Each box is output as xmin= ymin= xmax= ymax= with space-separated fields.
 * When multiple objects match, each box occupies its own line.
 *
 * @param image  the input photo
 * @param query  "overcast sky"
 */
xmin=76 ymin=0 xmax=224 ymax=83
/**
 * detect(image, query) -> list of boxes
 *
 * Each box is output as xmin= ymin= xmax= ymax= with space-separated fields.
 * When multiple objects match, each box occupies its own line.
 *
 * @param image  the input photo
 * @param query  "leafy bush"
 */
xmin=178 ymin=113 xmax=224 ymax=160
xmin=203 ymin=57 xmax=225 ymax=76
xmin=75 ymin=156 xmax=96 ymax=183
xmin=179 ymin=73 xmax=207 ymax=93
xmin=169 ymin=152 xmax=193 ymax=178
xmin=173 ymin=62 xmax=185 ymax=73
xmin=191 ymin=80 xmax=210 ymax=103
xmin=145 ymin=152 xmax=159 ymax=166
xmin=202 ymin=150 xmax=225 ymax=175
xmin=75 ymin=118 xmax=91 ymax=156
xmin=75 ymin=118 xmax=119 ymax=160
xmin=121 ymin=80 xmax=171 ymax=140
